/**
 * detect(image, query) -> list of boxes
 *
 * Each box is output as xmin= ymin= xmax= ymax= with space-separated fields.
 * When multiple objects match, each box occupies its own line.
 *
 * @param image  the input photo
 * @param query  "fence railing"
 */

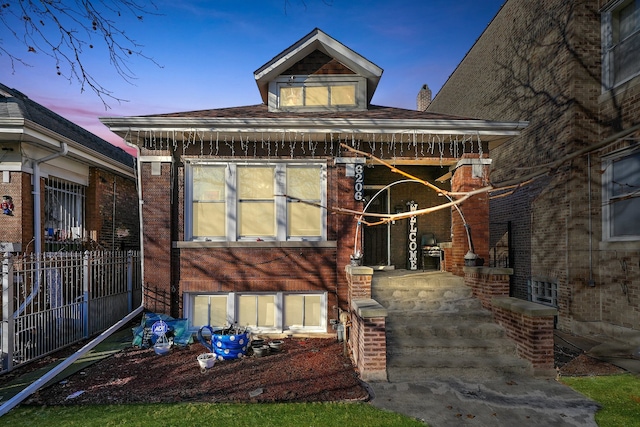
xmin=1 ymin=250 xmax=142 ymax=373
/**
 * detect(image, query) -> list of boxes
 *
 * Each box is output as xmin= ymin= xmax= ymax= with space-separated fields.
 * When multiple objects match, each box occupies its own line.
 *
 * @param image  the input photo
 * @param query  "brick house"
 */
xmin=101 ymin=28 xmax=526 ymax=333
xmin=427 ymin=0 xmax=640 ymax=339
xmin=0 ymin=83 xmax=139 ymax=253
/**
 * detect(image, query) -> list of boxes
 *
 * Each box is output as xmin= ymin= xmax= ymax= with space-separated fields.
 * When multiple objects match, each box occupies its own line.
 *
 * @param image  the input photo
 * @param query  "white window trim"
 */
xmin=186 ymin=160 xmax=327 ymax=242
xmin=601 ymin=0 xmax=640 ymax=90
xmin=601 ymin=146 xmax=640 ymax=241
xmin=184 ymin=291 xmax=328 ymax=333
xmin=268 ymin=75 xmax=367 ymax=112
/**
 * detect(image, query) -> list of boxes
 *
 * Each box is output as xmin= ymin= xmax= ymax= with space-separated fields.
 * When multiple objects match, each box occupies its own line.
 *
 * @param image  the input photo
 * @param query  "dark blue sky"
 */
xmin=0 ymin=1 xmax=504 ymax=153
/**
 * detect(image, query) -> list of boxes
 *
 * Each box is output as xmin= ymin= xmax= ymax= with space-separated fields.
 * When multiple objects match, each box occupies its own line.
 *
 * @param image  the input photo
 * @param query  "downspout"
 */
xmin=15 ymin=143 xmax=69 ymax=317
xmin=33 ymin=143 xmax=69 ymax=254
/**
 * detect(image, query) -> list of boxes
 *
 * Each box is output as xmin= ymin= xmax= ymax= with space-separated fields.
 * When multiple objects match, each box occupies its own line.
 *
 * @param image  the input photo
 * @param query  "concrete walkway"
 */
xmin=368 ymin=331 xmax=640 ymax=427
xmin=368 ymin=373 xmax=599 ymax=426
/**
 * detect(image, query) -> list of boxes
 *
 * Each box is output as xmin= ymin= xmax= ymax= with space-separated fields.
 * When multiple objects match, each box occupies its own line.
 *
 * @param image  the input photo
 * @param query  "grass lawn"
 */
xmin=562 ymin=374 xmax=640 ymax=427
xmin=0 ymin=402 xmax=426 ymax=427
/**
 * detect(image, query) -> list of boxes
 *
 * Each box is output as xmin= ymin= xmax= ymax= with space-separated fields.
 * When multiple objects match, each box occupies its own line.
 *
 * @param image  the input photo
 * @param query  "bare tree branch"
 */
xmin=0 ymin=0 xmax=161 ymax=107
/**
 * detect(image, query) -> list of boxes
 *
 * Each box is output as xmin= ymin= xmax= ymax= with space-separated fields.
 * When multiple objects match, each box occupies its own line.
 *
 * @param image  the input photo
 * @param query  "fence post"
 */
xmin=82 ymin=251 xmax=90 ymax=339
xmin=2 ymin=252 xmax=15 ymax=371
xmin=127 ymin=250 xmax=133 ymax=312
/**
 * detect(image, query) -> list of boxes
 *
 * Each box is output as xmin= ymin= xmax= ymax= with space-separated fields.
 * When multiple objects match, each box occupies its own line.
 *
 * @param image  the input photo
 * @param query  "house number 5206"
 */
xmin=354 ymin=164 xmax=364 ymax=201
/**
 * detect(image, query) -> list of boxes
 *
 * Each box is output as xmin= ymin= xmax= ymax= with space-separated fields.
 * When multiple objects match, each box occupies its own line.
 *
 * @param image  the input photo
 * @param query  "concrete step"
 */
xmin=386 ymin=320 xmax=507 ymax=340
xmin=370 ymin=270 xmax=532 ymax=383
xmin=373 ymin=285 xmax=473 ymax=303
xmin=386 ymin=337 xmax=519 ymax=358
xmin=372 ymin=271 xmax=465 ymax=289
xmin=380 ymin=295 xmax=481 ymax=313
xmin=387 ymin=355 xmax=532 ymax=381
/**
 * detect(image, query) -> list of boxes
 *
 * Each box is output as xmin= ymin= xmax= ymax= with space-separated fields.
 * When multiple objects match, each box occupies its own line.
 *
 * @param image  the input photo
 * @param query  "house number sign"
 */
xmin=354 ymin=164 xmax=364 ymax=201
xmin=408 ymin=201 xmax=418 ymax=270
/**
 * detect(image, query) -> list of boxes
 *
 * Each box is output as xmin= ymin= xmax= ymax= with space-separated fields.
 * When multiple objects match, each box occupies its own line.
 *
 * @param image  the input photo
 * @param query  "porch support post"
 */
xmin=449 ymin=155 xmax=491 ymax=276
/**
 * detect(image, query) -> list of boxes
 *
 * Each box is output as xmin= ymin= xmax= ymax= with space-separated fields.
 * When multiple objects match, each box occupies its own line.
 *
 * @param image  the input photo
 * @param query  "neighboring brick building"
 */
xmin=428 ymin=0 xmax=640 ymax=338
xmin=0 ymin=83 xmax=139 ymax=253
xmin=101 ymin=29 xmax=526 ymax=333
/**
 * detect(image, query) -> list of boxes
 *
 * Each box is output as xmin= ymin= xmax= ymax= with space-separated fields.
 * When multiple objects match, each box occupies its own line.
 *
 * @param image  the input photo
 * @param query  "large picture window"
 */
xmin=602 ymin=148 xmax=640 ymax=240
xmin=187 ymin=161 xmax=326 ymax=241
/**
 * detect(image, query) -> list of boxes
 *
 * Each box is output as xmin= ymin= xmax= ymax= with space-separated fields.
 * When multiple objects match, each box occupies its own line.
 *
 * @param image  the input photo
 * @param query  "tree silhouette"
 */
xmin=0 ymin=0 xmax=160 ymax=105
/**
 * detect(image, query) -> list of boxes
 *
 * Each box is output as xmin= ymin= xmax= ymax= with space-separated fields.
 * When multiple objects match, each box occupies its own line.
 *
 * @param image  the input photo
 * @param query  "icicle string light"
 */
xmin=130 ymin=129 xmax=488 ymax=163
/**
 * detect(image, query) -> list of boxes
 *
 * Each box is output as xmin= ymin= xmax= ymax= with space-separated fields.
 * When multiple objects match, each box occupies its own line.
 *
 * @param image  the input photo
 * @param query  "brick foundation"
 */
xmin=464 ymin=266 xmax=557 ymax=375
xmin=345 ymin=266 xmax=388 ymax=381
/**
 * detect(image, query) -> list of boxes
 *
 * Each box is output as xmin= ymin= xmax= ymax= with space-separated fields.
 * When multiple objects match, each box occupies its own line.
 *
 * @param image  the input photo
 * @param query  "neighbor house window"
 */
xmin=186 ymin=161 xmax=326 ymax=241
xmin=186 ymin=292 xmax=327 ymax=333
xmin=602 ymin=148 xmax=640 ymax=240
xmin=44 ymin=177 xmax=85 ymax=251
xmin=602 ymin=0 xmax=640 ymax=88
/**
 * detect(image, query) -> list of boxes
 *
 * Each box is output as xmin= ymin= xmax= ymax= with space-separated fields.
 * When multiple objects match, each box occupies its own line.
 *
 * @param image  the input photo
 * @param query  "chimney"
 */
xmin=416 ymin=84 xmax=432 ymax=111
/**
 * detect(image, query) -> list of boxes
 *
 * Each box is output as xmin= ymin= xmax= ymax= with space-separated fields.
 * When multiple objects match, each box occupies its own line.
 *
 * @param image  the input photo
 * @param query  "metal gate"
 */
xmin=1 ymin=251 xmax=141 ymax=373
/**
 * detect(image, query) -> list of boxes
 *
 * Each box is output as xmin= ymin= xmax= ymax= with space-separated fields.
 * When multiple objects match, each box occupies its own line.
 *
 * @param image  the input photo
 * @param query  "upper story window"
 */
xmin=602 ymin=148 xmax=640 ymax=241
xmin=602 ymin=0 xmax=640 ymax=88
xmin=187 ymin=161 xmax=327 ymax=242
xmin=269 ymin=75 xmax=366 ymax=111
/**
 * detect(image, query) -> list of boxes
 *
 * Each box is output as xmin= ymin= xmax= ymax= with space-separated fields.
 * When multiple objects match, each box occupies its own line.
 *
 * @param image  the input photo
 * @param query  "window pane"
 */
xmin=193 ymin=295 xmax=228 ymax=327
xmin=284 ymin=294 xmax=322 ymax=328
xmin=193 ymin=296 xmax=210 ymax=327
xmin=612 ymin=197 xmax=640 ymax=236
xmin=193 ymin=166 xmax=225 ymax=201
xmin=619 ymin=1 xmax=639 ymax=40
xmin=257 ymin=295 xmax=275 ymax=327
xmin=612 ymin=152 xmax=640 ymax=197
xmin=284 ymin=295 xmax=304 ymax=327
xmin=237 ymin=295 xmax=256 ymax=326
xmin=306 ymin=86 xmax=329 ymax=106
xmin=280 ymin=87 xmax=303 ymax=106
xmin=239 ymin=201 xmax=275 ymax=236
xmin=287 ymin=167 xmax=321 ymax=199
xmin=238 ymin=167 xmax=273 ymax=199
xmin=193 ymin=202 xmax=226 ymax=237
xmin=304 ymin=295 xmax=322 ymax=327
xmin=238 ymin=295 xmax=275 ymax=328
xmin=210 ymin=296 xmax=228 ymax=327
xmin=331 ymin=85 xmax=356 ymax=105
xmin=288 ymin=203 xmax=321 ymax=236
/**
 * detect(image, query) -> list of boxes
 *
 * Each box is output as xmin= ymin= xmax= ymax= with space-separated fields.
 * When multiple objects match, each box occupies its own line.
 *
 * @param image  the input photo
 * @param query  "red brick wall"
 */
xmin=139 ymin=155 xmax=360 ymax=322
xmin=139 ymin=161 xmax=174 ymax=315
xmin=450 ymin=156 xmax=490 ymax=276
xmin=426 ymin=0 xmax=640 ymax=335
xmin=86 ymin=168 xmax=139 ymax=250
xmin=465 ymin=267 xmax=510 ymax=309
xmin=0 ymin=172 xmax=26 ymax=246
xmin=493 ymin=305 xmax=555 ymax=372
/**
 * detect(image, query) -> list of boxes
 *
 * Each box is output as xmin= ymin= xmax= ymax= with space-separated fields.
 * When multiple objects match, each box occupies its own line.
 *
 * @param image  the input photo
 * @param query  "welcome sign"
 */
xmin=407 ymin=201 xmax=418 ymax=270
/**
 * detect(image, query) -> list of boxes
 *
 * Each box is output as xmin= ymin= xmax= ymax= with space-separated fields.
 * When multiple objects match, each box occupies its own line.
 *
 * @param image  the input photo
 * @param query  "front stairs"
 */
xmin=371 ymin=270 xmax=531 ymax=381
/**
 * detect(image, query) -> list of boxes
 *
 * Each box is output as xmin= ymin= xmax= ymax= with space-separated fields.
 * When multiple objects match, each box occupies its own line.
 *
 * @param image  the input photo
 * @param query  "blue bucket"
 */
xmin=198 ymin=326 xmax=250 ymax=360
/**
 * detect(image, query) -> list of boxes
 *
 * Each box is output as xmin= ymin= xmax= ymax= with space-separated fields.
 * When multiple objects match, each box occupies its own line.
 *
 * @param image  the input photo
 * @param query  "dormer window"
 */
xmin=269 ymin=75 xmax=367 ymax=111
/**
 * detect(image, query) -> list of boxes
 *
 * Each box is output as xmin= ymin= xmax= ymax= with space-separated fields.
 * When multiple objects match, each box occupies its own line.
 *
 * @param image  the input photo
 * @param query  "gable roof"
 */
xmin=0 ymin=82 xmax=134 ymax=171
xmin=254 ymin=28 xmax=383 ymax=105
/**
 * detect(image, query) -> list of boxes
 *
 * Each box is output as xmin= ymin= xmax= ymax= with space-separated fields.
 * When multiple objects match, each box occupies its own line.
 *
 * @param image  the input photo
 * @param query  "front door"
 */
xmin=362 ymin=187 xmax=389 ymax=266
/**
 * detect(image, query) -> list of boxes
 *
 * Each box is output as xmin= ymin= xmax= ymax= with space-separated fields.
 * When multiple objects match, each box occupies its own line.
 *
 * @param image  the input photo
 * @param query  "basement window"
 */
xmin=185 ymin=292 xmax=327 ymax=333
